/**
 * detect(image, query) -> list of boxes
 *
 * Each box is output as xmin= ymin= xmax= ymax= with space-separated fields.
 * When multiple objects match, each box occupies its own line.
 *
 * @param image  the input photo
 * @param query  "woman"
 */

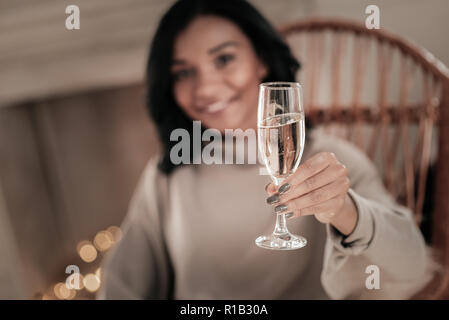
xmin=98 ymin=0 xmax=437 ymax=299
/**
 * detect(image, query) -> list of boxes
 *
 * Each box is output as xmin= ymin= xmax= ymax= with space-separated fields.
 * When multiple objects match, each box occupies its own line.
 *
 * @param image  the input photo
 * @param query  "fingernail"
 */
xmin=278 ymin=183 xmax=291 ymax=194
xmin=275 ymin=204 xmax=288 ymax=214
xmin=266 ymin=194 xmax=280 ymax=205
xmin=284 ymin=212 xmax=293 ymax=219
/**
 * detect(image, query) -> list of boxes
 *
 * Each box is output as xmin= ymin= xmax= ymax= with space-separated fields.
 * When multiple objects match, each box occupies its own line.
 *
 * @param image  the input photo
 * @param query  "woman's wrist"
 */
xmin=330 ymin=193 xmax=358 ymax=236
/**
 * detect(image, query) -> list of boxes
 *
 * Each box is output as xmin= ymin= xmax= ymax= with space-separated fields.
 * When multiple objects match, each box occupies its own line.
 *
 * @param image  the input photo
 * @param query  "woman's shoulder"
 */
xmin=126 ymin=154 xmax=170 ymax=219
xmin=308 ymin=129 xmax=365 ymax=154
xmin=135 ymin=154 xmax=168 ymax=196
xmin=141 ymin=154 xmax=162 ymax=178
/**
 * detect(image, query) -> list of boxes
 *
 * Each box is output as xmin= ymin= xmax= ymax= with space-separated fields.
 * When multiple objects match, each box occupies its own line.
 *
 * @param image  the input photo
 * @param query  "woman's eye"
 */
xmin=172 ymin=69 xmax=194 ymax=81
xmin=215 ymin=54 xmax=235 ymax=68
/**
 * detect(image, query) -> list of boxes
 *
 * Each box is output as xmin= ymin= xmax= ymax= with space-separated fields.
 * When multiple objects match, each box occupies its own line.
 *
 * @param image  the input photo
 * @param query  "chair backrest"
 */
xmin=279 ymin=18 xmax=449 ymax=299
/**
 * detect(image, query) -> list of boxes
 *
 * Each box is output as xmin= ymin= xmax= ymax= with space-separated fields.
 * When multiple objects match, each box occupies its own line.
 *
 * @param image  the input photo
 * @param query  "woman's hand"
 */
xmin=266 ymin=152 xmax=358 ymax=236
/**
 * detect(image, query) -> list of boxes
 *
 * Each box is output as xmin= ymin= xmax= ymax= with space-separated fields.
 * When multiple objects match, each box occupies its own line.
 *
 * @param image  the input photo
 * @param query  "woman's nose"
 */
xmin=194 ymin=70 xmax=221 ymax=104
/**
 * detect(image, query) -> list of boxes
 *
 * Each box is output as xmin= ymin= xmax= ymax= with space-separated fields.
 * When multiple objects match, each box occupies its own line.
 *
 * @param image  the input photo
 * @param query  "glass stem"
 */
xmin=273 ymin=213 xmax=289 ymax=235
xmin=272 ymin=177 xmax=290 ymax=236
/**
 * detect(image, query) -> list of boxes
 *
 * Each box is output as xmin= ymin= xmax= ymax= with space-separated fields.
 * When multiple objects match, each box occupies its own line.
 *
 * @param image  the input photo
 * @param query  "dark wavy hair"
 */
xmin=146 ymin=0 xmax=302 ymax=175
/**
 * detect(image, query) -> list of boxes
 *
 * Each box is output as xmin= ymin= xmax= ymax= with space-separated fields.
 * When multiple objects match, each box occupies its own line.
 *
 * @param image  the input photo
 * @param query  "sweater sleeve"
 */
xmin=318 ymin=136 xmax=439 ymax=299
xmin=96 ymin=157 xmax=173 ymax=299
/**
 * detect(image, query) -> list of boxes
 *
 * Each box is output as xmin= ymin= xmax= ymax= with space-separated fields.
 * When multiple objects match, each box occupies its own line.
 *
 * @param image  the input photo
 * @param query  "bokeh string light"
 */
xmin=107 ymin=226 xmax=122 ymax=242
xmin=53 ymin=282 xmax=76 ymax=300
xmin=95 ymin=267 xmax=102 ymax=280
xmin=93 ymin=231 xmax=114 ymax=252
xmin=39 ymin=225 xmax=122 ymax=300
xmin=83 ymin=273 xmax=101 ymax=292
xmin=77 ymin=240 xmax=98 ymax=263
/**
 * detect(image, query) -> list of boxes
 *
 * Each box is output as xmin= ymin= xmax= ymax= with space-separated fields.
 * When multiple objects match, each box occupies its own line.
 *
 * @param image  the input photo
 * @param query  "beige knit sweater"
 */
xmin=97 ymin=129 xmax=438 ymax=299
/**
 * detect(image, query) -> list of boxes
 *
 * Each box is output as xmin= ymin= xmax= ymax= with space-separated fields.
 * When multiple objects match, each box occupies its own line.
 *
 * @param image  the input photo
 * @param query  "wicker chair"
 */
xmin=279 ymin=18 xmax=449 ymax=299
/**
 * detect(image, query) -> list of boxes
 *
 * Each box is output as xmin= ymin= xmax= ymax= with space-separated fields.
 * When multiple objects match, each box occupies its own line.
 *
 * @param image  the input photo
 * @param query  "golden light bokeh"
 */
xmin=53 ymin=283 xmax=63 ymax=299
xmin=83 ymin=273 xmax=101 ymax=292
xmin=95 ymin=267 xmax=102 ymax=280
xmin=46 ymin=227 xmax=123 ymax=299
xmin=107 ymin=226 xmax=122 ymax=242
xmin=78 ymin=242 xmax=98 ymax=263
xmin=53 ymin=282 xmax=76 ymax=300
xmin=59 ymin=285 xmax=71 ymax=299
xmin=67 ymin=289 xmax=77 ymax=300
xmin=76 ymin=240 xmax=91 ymax=255
xmin=93 ymin=230 xmax=114 ymax=252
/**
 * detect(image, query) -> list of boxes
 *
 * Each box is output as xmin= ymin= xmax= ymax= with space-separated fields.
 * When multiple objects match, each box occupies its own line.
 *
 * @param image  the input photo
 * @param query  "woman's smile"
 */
xmin=196 ymin=95 xmax=239 ymax=115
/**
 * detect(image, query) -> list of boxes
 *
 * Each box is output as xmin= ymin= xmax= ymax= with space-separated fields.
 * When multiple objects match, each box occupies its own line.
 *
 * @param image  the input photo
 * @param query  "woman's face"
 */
xmin=171 ymin=15 xmax=268 ymax=132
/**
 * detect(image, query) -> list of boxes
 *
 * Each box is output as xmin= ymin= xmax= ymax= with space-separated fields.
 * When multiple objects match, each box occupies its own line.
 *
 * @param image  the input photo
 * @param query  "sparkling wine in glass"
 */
xmin=256 ymin=82 xmax=307 ymax=250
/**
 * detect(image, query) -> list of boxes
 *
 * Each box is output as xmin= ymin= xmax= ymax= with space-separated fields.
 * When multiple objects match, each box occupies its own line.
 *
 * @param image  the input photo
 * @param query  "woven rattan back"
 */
xmin=279 ymin=18 xmax=449 ymax=299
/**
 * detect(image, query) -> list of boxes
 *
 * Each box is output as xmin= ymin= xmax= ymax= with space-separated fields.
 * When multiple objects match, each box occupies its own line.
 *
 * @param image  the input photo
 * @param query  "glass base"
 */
xmin=255 ymin=233 xmax=307 ymax=250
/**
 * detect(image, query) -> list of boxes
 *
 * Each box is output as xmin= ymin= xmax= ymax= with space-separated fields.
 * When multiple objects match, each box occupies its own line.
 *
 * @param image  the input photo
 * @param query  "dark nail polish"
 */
xmin=284 ymin=212 xmax=293 ymax=219
xmin=278 ymin=183 xmax=291 ymax=194
xmin=275 ymin=204 xmax=288 ymax=214
xmin=266 ymin=194 xmax=280 ymax=205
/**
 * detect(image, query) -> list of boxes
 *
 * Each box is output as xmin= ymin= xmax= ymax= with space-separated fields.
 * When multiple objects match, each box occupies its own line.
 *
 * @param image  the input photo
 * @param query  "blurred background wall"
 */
xmin=0 ymin=0 xmax=448 ymax=299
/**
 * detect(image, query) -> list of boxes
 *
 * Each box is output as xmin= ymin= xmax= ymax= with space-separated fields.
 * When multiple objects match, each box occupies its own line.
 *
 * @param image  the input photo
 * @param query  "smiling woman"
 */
xmin=171 ymin=16 xmax=267 ymax=132
xmin=145 ymin=0 xmax=300 ymax=175
xmin=97 ymin=0 xmax=438 ymax=300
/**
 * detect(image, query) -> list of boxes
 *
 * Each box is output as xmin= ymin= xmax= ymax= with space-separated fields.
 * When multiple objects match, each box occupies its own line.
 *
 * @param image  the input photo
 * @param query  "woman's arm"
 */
xmin=96 ymin=158 xmax=173 ymax=299
xmin=266 ymin=133 xmax=437 ymax=299
xmin=320 ymin=153 xmax=434 ymax=299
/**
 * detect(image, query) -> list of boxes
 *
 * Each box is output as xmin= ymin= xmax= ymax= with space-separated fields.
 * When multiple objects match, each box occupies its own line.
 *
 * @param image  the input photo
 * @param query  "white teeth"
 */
xmin=204 ymin=101 xmax=228 ymax=114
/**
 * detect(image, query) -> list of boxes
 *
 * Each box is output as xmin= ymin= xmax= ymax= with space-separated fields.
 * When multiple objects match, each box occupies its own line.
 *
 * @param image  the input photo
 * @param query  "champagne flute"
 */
xmin=256 ymin=82 xmax=307 ymax=250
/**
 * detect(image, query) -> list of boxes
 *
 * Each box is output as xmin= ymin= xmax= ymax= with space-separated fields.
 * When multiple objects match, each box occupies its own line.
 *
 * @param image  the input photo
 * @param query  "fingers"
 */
xmin=265 ymin=152 xmax=338 ymax=195
xmin=284 ymin=194 xmax=345 ymax=221
xmin=274 ymin=175 xmax=350 ymax=216
xmin=264 ymin=152 xmax=351 ymax=224
xmin=279 ymin=163 xmax=347 ymax=203
xmin=265 ymin=182 xmax=277 ymax=195
xmin=288 ymin=152 xmax=338 ymax=186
